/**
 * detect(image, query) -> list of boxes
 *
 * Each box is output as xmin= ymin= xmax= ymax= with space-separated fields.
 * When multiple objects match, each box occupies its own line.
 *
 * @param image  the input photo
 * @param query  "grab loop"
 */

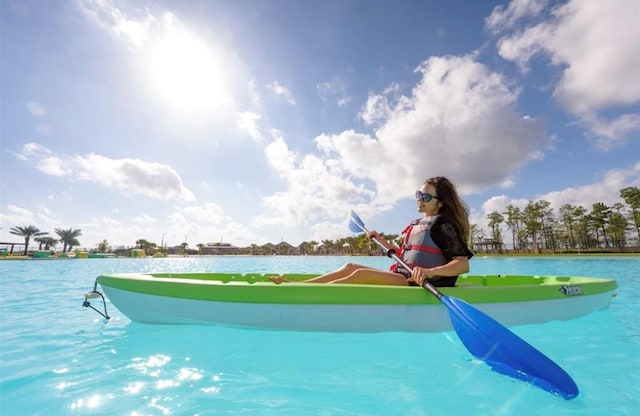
xmin=82 ymin=281 xmax=110 ymax=320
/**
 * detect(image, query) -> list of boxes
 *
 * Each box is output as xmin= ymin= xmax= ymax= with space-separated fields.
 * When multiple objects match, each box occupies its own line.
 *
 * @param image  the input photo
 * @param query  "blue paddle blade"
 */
xmin=349 ymin=210 xmax=367 ymax=233
xmin=350 ymin=210 xmax=365 ymax=227
xmin=441 ymin=295 xmax=579 ymax=400
xmin=348 ymin=218 xmax=364 ymax=233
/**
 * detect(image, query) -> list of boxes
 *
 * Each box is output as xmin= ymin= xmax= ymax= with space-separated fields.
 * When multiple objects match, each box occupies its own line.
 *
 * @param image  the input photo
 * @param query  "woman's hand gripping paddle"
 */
xmin=349 ymin=210 xmax=579 ymax=400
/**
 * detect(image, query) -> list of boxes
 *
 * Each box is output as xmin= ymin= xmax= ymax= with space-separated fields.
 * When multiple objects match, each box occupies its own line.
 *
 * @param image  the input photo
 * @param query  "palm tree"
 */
xmin=54 ymin=228 xmax=83 ymax=252
xmin=9 ymin=226 xmax=47 ymax=255
xmin=68 ymin=238 xmax=81 ymax=252
xmin=36 ymin=236 xmax=58 ymax=251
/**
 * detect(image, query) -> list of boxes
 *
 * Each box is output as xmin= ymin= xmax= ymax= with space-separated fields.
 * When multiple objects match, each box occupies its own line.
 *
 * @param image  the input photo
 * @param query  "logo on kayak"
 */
xmin=559 ymin=285 xmax=583 ymax=296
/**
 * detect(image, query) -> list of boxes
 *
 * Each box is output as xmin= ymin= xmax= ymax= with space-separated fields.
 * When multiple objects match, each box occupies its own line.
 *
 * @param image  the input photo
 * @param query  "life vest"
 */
xmin=390 ymin=216 xmax=447 ymax=275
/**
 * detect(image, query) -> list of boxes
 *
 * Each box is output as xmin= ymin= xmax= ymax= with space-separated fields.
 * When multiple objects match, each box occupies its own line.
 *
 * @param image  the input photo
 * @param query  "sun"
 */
xmin=146 ymin=31 xmax=232 ymax=115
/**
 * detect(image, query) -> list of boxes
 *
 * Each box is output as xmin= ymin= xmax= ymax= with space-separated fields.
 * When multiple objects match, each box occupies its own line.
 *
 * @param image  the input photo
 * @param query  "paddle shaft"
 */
xmin=354 ymin=222 xmax=443 ymax=299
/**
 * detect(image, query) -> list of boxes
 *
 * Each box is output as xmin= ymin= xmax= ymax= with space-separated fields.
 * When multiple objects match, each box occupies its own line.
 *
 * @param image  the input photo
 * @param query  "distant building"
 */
xmin=201 ymin=243 xmax=240 ymax=255
xmin=475 ymin=238 xmax=504 ymax=254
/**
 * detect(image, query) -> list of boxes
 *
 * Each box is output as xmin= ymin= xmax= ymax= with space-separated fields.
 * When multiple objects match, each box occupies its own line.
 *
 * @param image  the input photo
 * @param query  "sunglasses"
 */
xmin=415 ymin=190 xmax=440 ymax=202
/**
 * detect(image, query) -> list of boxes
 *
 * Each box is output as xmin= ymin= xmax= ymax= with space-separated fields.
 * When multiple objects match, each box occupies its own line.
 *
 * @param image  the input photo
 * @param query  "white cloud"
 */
xmin=580 ymin=113 xmax=640 ymax=150
xmin=337 ymin=97 xmax=350 ymax=108
xmin=26 ymin=101 xmax=46 ymax=116
xmin=0 ymin=201 xmax=271 ymax=249
xmin=538 ymin=167 xmax=640 ymax=209
xmin=369 ymin=55 xmax=548 ymax=196
xmin=359 ymin=93 xmax=393 ymax=126
xmin=133 ymin=214 xmax=158 ymax=224
xmin=358 ymin=83 xmax=402 ymax=126
xmin=486 ymin=0 xmax=548 ymax=33
xmin=165 ymin=202 xmax=265 ymax=246
xmin=77 ymin=0 xmax=154 ymax=48
xmin=255 ymin=134 xmax=374 ymax=229
xmin=255 ymin=55 xmax=549 ymax=231
xmin=490 ymin=0 xmax=640 ymax=146
xmin=0 ymin=205 xmax=37 ymax=226
xmin=316 ymin=79 xmax=350 ymax=107
xmin=0 ymin=205 xmax=63 ymax=246
xmin=236 ymin=111 xmax=263 ymax=142
xmin=266 ymin=81 xmax=296 ymax=105
xmin=16 ymin=143 xmax=194 ymax=201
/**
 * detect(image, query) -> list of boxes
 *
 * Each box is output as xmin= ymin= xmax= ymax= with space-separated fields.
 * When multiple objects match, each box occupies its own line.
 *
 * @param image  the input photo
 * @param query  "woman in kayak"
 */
xmin=270 ymin=176 xmax=473 ymax=287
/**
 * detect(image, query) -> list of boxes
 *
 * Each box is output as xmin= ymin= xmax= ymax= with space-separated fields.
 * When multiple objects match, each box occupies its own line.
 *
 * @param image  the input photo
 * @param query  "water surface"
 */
xmin=1 ymin=256 xmax=638 ymax=415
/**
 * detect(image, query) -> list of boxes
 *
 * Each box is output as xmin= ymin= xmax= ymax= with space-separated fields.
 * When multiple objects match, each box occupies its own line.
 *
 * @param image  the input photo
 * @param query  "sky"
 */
xmin=1 ymin=0 xmax=639 ymax=251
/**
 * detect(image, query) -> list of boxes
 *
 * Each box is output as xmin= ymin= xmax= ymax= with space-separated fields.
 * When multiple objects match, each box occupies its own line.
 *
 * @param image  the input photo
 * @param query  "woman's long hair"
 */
xmin=426 ymin=177 xmax=470 ymax=242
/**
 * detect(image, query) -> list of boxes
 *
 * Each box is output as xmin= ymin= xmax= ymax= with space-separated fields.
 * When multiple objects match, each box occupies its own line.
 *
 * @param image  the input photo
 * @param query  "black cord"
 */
xmin=82 ymin=291 xmax=111 ymax=320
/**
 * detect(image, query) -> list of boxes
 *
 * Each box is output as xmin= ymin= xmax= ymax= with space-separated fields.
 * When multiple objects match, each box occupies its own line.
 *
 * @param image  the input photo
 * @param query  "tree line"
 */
xmin=7 ymin=227 xmax=83 ymax=255
xmin=5 ymin=186 xmax=639 ymax=257
xmin=477 ymin=186 xmax=640 ymax=253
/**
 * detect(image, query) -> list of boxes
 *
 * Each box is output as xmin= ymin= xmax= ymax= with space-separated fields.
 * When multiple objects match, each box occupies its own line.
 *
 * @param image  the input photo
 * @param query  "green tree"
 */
xmin=68 ymin=238 xmax=81 ymax=252
xmin=503 ymin=205 xmax=523 ymax=252
xmin=96 ymin=239 xmax=111 ymax=252
xmin=536 ymin=200 xmax=554 ymax=250
xmin=522 ymin=201 xmax=542 ymax=253
xmin=9 ymin=225 xmax=47 ymax=255
xmin=544 ymin=217 xmax=560 ymax=254
xmin=135 ymin=239 xmax=157 ymax=255
xmin=298 ymin=241 xmax=316 ymax=255
xmin=558 ymin=204 xmax=583 ymax=249
xmin=321 ymin=239 xmax=335 ymax=255
xmin=620 ymin=186 xmax=640 ymax=243
xmin=468 ymin=223 xmax=480 ymax=252
xmin=590 ymin=202 xmax=612 ymax=248
xmin=608 ymin=203 xmax=629 ymax=251
xmin=486 ymin=211 xmax=504 ymax=252
xmin=55 ymin=228 xmax=83 ymax=253
xmin=576 ymin=213 xmax=594 ymax=249
xmin=36 ymin=236 xmax=58 ymax=251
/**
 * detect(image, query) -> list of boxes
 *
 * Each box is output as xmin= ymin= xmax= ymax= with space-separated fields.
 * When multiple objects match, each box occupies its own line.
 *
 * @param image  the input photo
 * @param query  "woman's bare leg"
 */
xmin=269 ymin=263 xmax=372 ymax=284
xmin=331 ymin=269 xmax=409 ymax=286
xmin=270 ymin=264 xmax=409 ymax=286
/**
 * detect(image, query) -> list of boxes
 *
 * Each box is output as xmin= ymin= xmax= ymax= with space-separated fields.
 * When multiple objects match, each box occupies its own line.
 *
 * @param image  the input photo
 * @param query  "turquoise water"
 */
xmin=1 ymin=256 xmax=638 ymax=415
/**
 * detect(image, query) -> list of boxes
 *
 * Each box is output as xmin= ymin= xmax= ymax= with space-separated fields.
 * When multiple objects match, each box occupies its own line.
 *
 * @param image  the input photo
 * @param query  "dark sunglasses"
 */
xmin=415 ymin=190 xmax=440 ymax=202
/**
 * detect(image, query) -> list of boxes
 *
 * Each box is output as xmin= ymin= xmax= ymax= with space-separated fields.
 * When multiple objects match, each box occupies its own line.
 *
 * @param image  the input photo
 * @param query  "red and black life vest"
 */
xmin=390 ymin=216 xmax=447 ymax=274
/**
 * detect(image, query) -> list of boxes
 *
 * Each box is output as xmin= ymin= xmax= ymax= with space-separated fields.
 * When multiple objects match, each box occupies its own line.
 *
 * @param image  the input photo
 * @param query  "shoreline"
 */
xmin=2 ymin=252 xmax=639 ymax=260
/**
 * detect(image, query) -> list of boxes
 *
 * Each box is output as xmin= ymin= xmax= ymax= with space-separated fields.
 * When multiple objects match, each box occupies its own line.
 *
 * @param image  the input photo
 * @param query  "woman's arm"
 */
xmin=425 ymin=256 xmax=469 ymax=277
xmin=366 ymin=230 xmax=399 ymax=251
xmin=411 ymin=256 xmax=469 ymax=285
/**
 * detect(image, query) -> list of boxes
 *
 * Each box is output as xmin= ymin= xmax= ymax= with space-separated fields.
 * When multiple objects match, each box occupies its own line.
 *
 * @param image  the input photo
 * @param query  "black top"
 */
xmin=430 ymin=218 xmax=474 ymax=262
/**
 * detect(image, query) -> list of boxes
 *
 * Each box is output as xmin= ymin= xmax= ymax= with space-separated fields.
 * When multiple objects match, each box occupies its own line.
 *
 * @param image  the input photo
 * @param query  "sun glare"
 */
xmin=147 ymin=32 xmax=232 ymax=115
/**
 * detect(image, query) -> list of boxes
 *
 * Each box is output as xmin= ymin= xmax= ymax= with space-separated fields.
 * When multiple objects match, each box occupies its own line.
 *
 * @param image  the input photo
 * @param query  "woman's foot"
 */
xmin=269 ymin=275 xmax=290 ymax=284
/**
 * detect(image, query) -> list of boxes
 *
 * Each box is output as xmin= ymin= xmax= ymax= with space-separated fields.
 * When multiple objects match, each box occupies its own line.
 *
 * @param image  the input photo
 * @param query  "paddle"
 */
xmin=349 ymin=210 xmax=579 ymax=400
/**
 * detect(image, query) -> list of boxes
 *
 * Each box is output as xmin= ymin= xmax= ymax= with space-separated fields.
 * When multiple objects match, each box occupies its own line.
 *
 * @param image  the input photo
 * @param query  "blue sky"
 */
xmin=1 ymin=0 xmax=639 ymax=250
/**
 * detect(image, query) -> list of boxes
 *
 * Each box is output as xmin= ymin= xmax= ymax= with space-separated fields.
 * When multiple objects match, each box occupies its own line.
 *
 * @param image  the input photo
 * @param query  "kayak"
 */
xmin=84 ymin=272 xmax=618 ymax=332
